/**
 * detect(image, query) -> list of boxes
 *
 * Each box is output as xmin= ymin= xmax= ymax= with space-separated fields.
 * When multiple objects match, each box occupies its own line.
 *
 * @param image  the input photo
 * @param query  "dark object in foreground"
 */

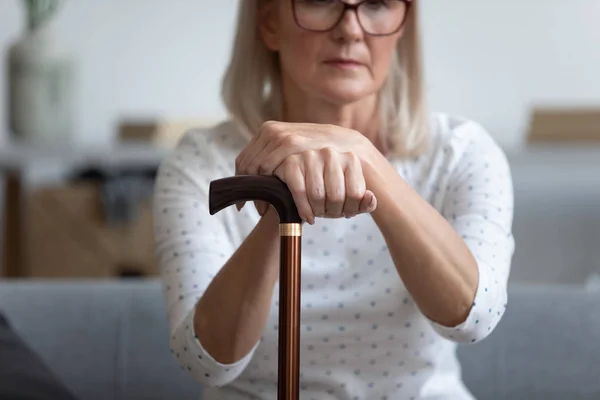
xmin=209 ymin=175 xmax=302 ymax=400
xmin=0 ymin=313 xmax=79 ymax=400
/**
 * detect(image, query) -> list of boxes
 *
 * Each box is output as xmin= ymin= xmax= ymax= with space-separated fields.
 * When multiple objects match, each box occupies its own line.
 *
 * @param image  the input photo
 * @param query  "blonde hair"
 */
xmin=222 ymin=0 xmax=429 ymax=158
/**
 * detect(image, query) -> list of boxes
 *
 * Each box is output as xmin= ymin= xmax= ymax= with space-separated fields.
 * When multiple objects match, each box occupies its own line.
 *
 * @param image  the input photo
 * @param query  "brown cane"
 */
xmin=208 ymin=175 xmax=302 ymax=400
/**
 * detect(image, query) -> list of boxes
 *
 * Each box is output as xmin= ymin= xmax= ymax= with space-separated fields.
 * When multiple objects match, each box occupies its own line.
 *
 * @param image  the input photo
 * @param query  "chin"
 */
xmin=313 ymin=80 xmax=375 ymax=105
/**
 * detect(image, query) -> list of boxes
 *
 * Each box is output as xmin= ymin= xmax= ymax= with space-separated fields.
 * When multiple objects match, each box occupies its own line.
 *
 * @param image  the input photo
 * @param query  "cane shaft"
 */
xmin=208 ymin=175 xmax=302 ymax=399
xmin=278 ymin=224 xmax=302 ymax=400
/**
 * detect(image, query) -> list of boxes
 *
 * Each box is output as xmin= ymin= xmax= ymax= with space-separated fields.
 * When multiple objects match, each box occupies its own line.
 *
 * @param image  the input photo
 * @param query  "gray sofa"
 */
xmin=1 ymin=280 xmax=599 ymax=400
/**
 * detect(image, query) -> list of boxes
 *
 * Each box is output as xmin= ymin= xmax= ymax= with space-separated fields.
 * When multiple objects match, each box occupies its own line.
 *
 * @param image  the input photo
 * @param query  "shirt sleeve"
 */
xmin=153 ymin=129 xmax=258 ymax=387
xmin=429 ymin=121 xmax=516 ymax=344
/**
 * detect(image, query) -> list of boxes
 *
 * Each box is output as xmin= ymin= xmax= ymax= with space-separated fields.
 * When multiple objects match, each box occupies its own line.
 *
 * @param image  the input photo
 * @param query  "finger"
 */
xmin=259 ymin=134 xmax=304 ymax=176
xmin=341 ymin=152 xmax=365 ymax=218
xmin=322 ymin=148 xmax=345 ymax=218
xmin=247 ymin=138 xmax=279 ymax=176
xmin=247 ymin=121 xmax=295 ymax=176
xmin=235 ymin=133 xmax=259 ymax=176
xmin=304 ymin=151 xmax=326 ymax=219
xmin=358 ymin=190 xmax=377 ymax=214
xmin=236 ymin=123 xmax=272 ymax=175
xmin=254 ymin=200 xmax=269 ymax=216
xmin=239 ymin=139 xmax=268 ymax=175
xmin=275 ymin=156 xmax=314 ymax=224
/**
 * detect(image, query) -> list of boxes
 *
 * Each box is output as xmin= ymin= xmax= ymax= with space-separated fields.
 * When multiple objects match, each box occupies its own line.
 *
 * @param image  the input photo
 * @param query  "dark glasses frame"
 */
xmin=291 ymin=0 xmax=413 ymax=37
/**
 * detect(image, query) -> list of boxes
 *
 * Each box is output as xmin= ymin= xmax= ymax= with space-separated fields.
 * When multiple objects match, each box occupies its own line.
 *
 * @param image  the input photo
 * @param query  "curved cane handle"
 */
xmin=209 ymin=175 xmax=301 ymax=224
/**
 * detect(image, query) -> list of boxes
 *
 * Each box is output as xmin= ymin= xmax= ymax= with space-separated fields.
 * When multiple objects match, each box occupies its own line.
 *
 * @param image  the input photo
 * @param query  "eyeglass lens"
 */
xmin=294 ymin=0 xmax=409 ymax=35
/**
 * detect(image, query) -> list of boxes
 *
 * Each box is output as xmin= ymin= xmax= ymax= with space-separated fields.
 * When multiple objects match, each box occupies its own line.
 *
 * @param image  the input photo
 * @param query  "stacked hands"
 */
xmin=235 ymin=121 xmax=378 ymax=224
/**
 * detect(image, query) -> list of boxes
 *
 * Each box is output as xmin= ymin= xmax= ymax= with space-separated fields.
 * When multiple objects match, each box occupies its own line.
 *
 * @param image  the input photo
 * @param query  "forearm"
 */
xmin=194 ymin=207 xmax=281 ymax=364
xmin=363 ymin=153 xmax=478 ymax=327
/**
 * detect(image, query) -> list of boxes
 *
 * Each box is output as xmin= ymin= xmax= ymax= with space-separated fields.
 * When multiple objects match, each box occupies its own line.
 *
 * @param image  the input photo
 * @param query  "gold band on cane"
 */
xmin=280 ymin=223 xmax=302 ymax=237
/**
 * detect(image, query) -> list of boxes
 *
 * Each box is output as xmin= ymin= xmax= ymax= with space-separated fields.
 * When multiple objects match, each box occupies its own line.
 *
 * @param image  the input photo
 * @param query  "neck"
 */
xmin=280 ymin=77 xmax=383 ymax=151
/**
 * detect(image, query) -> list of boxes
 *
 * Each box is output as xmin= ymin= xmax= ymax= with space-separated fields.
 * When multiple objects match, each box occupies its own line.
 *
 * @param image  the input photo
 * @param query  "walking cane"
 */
xmin=208 ymin=175 xmax=302 ymax=400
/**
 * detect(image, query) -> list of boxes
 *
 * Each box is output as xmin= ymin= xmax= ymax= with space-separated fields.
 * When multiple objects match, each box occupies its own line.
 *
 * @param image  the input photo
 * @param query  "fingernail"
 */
xmin=368 ymin=194 xmax=376 ymax=209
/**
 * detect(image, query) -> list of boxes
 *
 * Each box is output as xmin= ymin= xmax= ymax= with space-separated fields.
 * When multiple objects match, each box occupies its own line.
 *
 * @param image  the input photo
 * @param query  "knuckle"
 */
xmin=303 ymin=149 xmax=319 ymax=162
xmin=342 ymin=151 xmax=361 ymax=169
xmin=310 ymin=186 xmax=325 ymax=201
xmin=261 ymin=120 xmax=279 ymax=130
xmin=320 ymin=146 xmax=337 ymax=160
xmin=282 ymin=134 xmax=300 ymax=148
xmin=260 ymin=120 xmax=281 ymax=138
xmin=347 ymin=151 xmax=361 ymax=165
xmin=290 ymin=185 xmax=306 ymax=197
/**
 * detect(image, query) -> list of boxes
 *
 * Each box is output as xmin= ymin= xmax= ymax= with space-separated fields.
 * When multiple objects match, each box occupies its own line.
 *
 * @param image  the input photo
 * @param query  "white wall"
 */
xmin=420 ymin=0 xmax=600 ymax=148
xmin=1 ymin=0 xmax=600 ymax=148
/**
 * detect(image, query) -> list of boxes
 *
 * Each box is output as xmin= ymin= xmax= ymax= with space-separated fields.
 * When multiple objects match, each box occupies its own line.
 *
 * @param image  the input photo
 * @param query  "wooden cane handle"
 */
xmin=209 ymin=175 xmax=301 ymax=224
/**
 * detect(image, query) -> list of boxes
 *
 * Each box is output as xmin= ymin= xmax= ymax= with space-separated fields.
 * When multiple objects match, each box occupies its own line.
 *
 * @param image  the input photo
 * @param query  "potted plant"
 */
xmin=7 ymin=0 xmax=75 ymax=145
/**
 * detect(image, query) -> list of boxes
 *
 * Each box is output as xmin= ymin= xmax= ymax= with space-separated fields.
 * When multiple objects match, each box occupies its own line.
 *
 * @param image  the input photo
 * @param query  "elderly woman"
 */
xmin=153 ymin=0 xmax=515 ymax=399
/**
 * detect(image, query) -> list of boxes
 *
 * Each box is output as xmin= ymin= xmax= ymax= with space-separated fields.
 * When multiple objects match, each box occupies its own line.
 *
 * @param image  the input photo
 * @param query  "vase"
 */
xmin=7 ymin=21 xmax=75 ymax=145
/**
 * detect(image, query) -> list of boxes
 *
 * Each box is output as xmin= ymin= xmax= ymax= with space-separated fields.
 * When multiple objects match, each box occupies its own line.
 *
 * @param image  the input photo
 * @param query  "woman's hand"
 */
xmin=272 ymin=148 xmax=376 ymax=224
xmin=235 ymin=121 xmax=377 ymax=224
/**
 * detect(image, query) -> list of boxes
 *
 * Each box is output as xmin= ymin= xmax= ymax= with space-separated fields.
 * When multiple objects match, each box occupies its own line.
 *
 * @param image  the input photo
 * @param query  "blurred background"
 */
xmin=0 ymin=1 xmax=599 ymax=399
xmin=2 ymin=0 xmax=599 ymax=283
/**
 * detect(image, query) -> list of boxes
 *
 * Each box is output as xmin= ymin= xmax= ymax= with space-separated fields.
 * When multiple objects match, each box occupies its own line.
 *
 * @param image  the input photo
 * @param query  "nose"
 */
xmin=332 ymin=8 xmax=364 ymax=41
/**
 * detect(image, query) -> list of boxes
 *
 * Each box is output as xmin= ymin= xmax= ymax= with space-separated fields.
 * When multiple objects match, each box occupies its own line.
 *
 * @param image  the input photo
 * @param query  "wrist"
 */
xmin=358 ymin=140 xmax=387 ymax=193
xmin=359 ymin=147 xmax=412 ymax=227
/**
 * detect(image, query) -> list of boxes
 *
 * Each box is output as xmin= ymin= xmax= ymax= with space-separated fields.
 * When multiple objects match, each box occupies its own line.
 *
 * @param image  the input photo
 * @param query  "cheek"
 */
xmin=369 ymin=37 xmax=399 ymax=82
xmin=278 ymin=30 xmax=322 ymax=80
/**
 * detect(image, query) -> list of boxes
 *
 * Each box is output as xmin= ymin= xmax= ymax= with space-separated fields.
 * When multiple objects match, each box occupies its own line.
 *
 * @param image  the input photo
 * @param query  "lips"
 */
xmin=324 ymin=58 xmax=364 ymax=66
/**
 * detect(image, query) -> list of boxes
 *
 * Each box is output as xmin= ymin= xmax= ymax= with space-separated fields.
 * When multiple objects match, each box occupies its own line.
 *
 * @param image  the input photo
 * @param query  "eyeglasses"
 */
xmin=292 ymin=0 xmax=412 ymax=36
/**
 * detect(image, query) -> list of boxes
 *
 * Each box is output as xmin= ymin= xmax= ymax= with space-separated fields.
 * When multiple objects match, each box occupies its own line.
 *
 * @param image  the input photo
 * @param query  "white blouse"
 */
xmin=153 ymin=113 xmax=515 ymax=400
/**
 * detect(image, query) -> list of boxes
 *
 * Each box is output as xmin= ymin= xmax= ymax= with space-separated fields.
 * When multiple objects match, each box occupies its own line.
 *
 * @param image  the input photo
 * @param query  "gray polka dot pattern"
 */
xmin=153 ymin=115 xmax=515 ymax=399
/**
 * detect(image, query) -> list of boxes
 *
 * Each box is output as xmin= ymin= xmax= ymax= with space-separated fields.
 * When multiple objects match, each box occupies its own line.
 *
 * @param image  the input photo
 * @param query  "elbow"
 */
xmin=432 ymin=295 xmax=508 ymax=345
xmin=168 ymin=318 xmax=242 ymax=388
xmin=169 ymin=333 xmax=237 ymax=388
xmin=437 ymin=259 xmax=511 ymax=344
xmin=455 ymin=309 xmax=506 ymax=344
xmin=194 ymin=371 xmax=232 ymax=389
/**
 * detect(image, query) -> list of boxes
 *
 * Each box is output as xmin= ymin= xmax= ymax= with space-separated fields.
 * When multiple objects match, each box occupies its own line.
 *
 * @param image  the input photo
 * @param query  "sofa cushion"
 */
xmin=0 ymin=313 xmax=78 ymax=400
xmin=1 ymin=280 xmax=599 ymax=400
xmin=457 ymin=283 xmax=600 ymax=400
xmin=0 ymin=280 xmax=201 ymax=400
